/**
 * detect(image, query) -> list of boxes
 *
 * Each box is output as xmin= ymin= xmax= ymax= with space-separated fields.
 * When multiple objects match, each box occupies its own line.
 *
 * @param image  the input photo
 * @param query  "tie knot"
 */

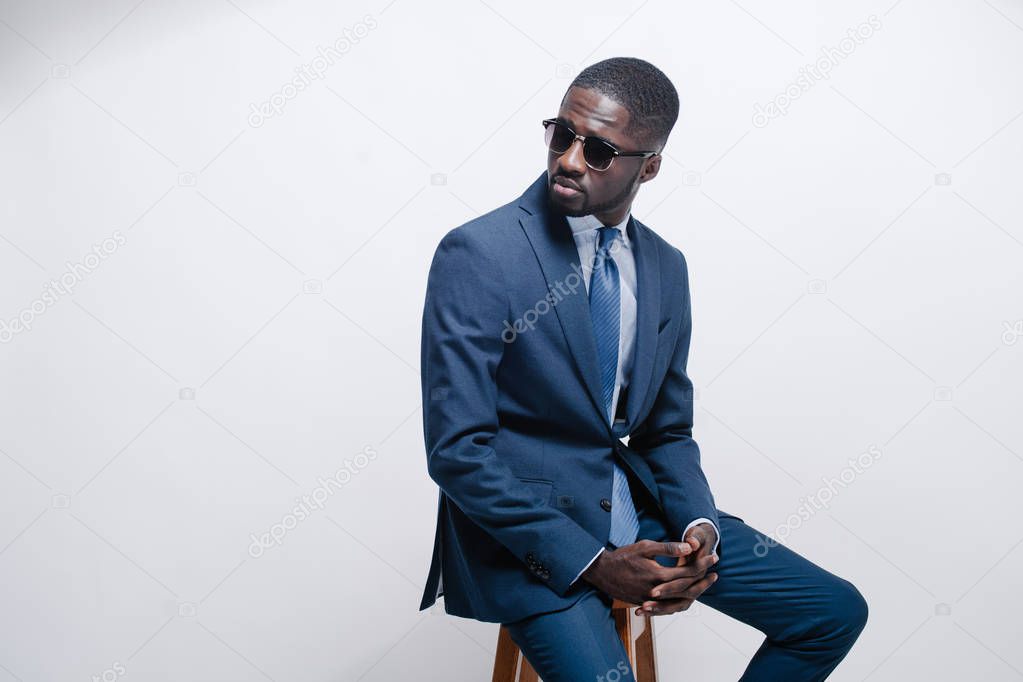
xmin=597 ymin=225 xmax=619 ymax=252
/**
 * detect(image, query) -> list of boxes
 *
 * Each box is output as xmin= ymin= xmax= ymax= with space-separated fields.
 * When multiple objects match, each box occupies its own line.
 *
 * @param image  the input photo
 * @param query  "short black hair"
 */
xmin=563 ymin=57 xmax=679 ymax=152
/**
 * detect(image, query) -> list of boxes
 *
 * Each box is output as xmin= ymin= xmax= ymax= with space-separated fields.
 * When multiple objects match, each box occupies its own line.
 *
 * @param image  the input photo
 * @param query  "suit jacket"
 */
xmin=418 ymin=169 xmax=734 ymax=624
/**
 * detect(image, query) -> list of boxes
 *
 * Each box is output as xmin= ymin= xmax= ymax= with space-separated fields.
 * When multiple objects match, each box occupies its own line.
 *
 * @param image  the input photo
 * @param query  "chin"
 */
xmin=547 ymin=192 xmax=587 ymax=217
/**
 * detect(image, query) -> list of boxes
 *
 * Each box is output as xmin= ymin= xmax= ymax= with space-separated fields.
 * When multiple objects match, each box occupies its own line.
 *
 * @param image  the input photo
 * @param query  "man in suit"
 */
xmin=419 ymin=57 xmax=867 ymax=681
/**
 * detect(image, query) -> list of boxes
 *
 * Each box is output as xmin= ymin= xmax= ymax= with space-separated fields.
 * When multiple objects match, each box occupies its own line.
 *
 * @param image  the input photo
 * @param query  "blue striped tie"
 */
xmin=589 ymin=226 xmax=640 ymax=549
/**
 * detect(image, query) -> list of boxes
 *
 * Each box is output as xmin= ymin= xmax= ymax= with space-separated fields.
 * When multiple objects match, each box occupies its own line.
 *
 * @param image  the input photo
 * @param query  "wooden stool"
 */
xmin=492 ymin=599 xmax=659 ymax=681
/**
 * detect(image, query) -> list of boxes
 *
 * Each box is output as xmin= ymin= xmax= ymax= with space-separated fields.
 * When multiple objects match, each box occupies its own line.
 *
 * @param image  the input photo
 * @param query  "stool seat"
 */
xmin=492 ymin=599 xmax=659 ymax=681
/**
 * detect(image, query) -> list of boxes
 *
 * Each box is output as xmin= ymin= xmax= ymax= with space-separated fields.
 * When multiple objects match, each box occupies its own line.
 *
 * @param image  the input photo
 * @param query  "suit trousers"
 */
xmin=502 ymin=493 xmax=869 ymax=681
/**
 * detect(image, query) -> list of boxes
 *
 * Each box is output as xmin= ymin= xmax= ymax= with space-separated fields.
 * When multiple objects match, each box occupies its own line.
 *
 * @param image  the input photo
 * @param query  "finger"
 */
xmin=637 ymin=539 xmax=692 ymax=560
xmin=656 ymin=570 xmax=720 ymax=602
xmin=651 ymin=561 xmax=707 ymax=587
xmin=685 ymin=570 xmax=720 ymax=600
xmin=651 ymin=555 xmax=719 ymax=597
xmin=658 ymin=556 xmax=714 ymax=582
xmin=675 ymin=545 xmax=712 ymax=567
xmin=665 ymin=550 xmax=718 ymax=580
xmin=638 ymin=596 xmax=694 ymax=616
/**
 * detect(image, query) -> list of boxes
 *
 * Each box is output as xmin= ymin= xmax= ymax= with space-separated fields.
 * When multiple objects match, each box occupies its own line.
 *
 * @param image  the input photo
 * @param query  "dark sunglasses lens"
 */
xmin=545 ymin=122 xmax=574 ymax=152
xmin=583 ymin=140 xmax=615 ymax=170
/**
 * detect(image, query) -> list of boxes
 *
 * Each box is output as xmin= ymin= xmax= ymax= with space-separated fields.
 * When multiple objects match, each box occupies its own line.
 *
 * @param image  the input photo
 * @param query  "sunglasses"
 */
xmin=542 ymin=118 xmax=658 ymax=171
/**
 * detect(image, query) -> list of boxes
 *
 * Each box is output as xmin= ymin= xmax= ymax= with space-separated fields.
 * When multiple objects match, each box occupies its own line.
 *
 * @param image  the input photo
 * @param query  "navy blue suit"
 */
xmin=419 ymin=171 xmax=867 ymax=679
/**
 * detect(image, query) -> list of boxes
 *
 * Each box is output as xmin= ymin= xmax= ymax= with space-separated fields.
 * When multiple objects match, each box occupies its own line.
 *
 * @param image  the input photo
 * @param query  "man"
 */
xmin=419 ymin=57 xmax=867 ymax=681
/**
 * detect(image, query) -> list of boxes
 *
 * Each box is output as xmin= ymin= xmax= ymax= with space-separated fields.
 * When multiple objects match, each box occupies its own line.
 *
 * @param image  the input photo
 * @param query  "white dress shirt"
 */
xmin=563 ymin=212 xmax=719 ymax=587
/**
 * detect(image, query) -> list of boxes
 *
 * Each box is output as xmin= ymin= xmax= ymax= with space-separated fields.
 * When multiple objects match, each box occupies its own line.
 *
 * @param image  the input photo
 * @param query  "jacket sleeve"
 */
xmin=421 ymin=226 xmax=606 ymax=597
xmin=628 ymin=248 xmax=720 ymax=540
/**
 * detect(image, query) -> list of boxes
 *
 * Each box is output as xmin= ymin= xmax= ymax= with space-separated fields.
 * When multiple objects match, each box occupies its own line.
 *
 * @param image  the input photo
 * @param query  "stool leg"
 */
xmin=612 ymin=602 xmax=659 ymax=682
xmin=632 ymin=611 xmax=658 ymax=682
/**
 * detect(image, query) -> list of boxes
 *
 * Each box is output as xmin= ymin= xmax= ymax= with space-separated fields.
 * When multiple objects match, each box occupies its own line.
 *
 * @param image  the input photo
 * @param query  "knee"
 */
xmin=826 ymin=578 xmax=869 ymax=641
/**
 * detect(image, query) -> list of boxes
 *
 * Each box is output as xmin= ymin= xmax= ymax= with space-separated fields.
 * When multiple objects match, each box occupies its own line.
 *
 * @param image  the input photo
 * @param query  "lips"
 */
xmin=553 ymin=177 xmax=582 ymax=192
xmin=552 ymin=182 xmax=581 ymax=200
xmin=552 ymin=177 xmax=583 ymax=200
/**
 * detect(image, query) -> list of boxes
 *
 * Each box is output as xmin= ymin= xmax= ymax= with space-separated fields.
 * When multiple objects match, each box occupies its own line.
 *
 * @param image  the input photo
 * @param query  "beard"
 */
xmin=550 ymin=165 xmax=642 ymax=217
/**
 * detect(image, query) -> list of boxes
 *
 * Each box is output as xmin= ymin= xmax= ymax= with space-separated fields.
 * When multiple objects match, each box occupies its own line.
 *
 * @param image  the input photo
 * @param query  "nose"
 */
xmin=558 ymin=137 xmax=587 ymax=174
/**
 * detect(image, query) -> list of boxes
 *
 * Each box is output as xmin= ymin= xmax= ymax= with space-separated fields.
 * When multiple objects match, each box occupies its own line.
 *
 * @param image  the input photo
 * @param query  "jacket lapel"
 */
xmin=519 ymin=208 xmax=608 ymax=423
xmin=623 ymin=214 xmax=661 ymax=431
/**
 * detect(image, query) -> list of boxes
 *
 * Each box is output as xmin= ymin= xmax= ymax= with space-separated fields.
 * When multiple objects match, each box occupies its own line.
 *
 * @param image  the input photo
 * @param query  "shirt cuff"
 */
xmin=683 ymin=517 xmax=719 ymax=555
xmin=569 ymin=546 xmax=605 ymax=586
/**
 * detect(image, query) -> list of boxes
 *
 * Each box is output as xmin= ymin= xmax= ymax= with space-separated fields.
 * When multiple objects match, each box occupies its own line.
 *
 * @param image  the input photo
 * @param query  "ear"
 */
xmin=640 ymin=154 xmax=662 ymax=183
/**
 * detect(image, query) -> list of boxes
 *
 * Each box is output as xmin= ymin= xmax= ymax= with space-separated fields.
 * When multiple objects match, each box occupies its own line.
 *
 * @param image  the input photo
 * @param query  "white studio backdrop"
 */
xmin=1 ymin=0 xmax=1021 ymax=680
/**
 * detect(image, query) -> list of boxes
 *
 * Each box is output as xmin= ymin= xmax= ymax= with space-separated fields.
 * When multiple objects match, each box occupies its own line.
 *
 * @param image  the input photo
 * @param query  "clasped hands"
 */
xmin=582 ymin=523 xmax=719 ymax=617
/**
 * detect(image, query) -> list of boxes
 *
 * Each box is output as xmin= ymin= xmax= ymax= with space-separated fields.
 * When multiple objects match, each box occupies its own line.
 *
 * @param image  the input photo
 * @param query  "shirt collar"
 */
xmin=564 ymin=212 xmax=632 ymax=247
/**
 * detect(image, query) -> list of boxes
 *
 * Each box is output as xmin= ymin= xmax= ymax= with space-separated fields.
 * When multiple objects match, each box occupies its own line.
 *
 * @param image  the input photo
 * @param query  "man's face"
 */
xmin=546 ymin=86 xmax=661 ymax=221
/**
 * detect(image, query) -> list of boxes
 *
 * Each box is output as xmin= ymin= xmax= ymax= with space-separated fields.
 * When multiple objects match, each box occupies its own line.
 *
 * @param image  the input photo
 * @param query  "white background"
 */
xmin=1 ymin=0 xmax=1021 ymax=680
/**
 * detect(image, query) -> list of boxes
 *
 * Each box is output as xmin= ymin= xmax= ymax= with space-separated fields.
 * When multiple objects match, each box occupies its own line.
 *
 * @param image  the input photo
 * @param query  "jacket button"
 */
xmin=600 ymin=498 xmax=612 ymax=512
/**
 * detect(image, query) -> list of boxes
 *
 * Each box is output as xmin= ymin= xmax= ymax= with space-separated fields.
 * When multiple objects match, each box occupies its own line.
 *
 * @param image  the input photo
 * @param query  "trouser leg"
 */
xmin=503 ymin=587 xmax=635 ymax=682
xmin=636 ymin=501 xmax=869 ymax=681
